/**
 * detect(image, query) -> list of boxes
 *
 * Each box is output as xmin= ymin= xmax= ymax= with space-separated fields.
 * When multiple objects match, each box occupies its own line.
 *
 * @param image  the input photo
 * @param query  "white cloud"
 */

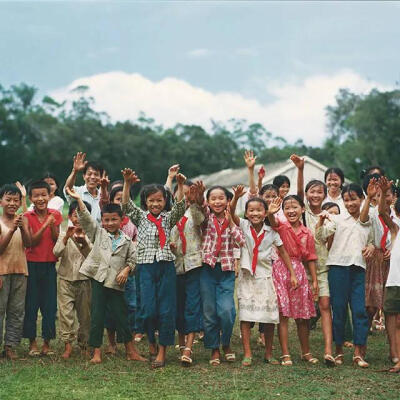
xmin=49 ymin=70 xmax=391 ymax=146
xmin=186 ymin=48 xmax=213 ymax=58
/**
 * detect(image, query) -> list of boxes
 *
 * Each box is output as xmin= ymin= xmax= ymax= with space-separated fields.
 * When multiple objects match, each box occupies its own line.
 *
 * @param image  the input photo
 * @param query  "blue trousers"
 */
xmin=136 ymin=261 xmax=176 ymax=346
xmin=23 ymin=262 xmax=57 ymax=340
xmin=328 ymin=265 xmax=369 ymax=346
xmin=176 ymin=267 xmax=202 ymax=335
xmin=200 ymin=263 xmax=236 ymax=349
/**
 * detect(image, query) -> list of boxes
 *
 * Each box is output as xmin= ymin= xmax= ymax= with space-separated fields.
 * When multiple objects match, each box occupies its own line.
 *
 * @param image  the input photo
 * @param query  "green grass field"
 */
xmin=1 ymin=320 xmax=399 ymax=400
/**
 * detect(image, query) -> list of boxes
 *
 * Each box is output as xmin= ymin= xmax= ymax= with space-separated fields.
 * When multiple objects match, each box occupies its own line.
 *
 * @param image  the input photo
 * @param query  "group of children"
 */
xmin=0 ymin=151 xmax=399 ymax=373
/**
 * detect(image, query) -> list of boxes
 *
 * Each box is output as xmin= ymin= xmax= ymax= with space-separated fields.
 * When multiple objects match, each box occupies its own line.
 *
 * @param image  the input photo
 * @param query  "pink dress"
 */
xmin=272 ymin=220 xmax=316 ymax=319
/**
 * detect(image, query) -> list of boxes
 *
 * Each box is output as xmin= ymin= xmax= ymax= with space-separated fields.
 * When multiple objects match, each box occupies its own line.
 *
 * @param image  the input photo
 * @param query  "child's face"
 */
xmin=283 ymin=199 xmax=304 ymax=224
xmin=279 ymin=183 xmax=290 ymax=199
xmin=112 ymin=190 xmax=123 ymax=205
xmin=306 ymin=184 xmax=326 ymax=208
xmin=343 ymin=191 xmax=362 ymax=216
xmin=383 ymin=189 xmax=394 ymax=208
xmin=326 ymin=206 xmax=340 ymax=215
xmin=44 ymin=177 xmax=57 ymax=196
xmin=83 ymin=167 xmax=101 ymax=191
xmin=101 ymin=212 xmax=122 ymax=234
xmin=68 ymin=209 xmax=81 ymax=228
xmin=207 ymin=189 xmax=228 ymax=215
xmin=0 ymin=192 xmax=22 ymax=216
xmin=245 ymin=201 xmax=267 ymax=226
xmin=326 ymin=173 xmax=342 ymax=193
xmin=30 ymin=188 xmax=50 ymax=211
xmin=146 ymin=190 xmax=166 ymax=216
xmin=262 ymin=189 xmax=278 ymax=205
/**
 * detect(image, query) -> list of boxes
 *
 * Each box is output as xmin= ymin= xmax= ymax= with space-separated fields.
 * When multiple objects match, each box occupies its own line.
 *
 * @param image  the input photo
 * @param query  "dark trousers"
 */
xmin=23 ymin=262 xmax=57 ymax=340
xmin=89 ymin=279 xmax=131 ymax=348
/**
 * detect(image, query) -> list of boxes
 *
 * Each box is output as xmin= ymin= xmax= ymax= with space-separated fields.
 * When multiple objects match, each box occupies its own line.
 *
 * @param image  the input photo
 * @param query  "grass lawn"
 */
xmin=1 ymin=320 xmax=399 ymax=400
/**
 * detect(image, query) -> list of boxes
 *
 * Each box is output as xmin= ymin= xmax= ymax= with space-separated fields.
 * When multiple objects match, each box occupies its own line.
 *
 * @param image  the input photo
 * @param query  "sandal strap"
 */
xmin=280 ymin=354 xmax=291 ymax=359
xmin=183 ymin=347 xmax=193 ymax=354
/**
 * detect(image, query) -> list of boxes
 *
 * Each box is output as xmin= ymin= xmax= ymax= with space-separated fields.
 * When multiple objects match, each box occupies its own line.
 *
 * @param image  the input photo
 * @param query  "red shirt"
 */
xmin=24 ymin=208 xmax=63 ymax=262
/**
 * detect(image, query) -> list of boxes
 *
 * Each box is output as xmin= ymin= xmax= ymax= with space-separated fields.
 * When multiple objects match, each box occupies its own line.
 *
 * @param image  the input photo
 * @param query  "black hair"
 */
xmin=394 ymin=198 xmax=400 ymax=216
xmin=41 ymin=172 xmax=60 ymax=195
xmin=83 ymin=161 xmax=104 ymax=177
xmin=321 ymin=202 xmax=341 ymax=214
xmin=110 ymin=180 xmax=123 ymax=191
xmin=110 ymin=185 xmax=123 ymax=203
xmin=173 ymin=179 xmax=194 ymax=194
xmin=244 ymin=197 xmax=270 ymax=226
xmin=28 ymin=180 xmax=51 ymax=196
xmin=101 ymin=203 xmax=123 ymax=217
xmin=360 ymin=166 xmax=385 ymax=180
xmin=0 ymin=184 xmax=22 ymax=200
xmin=272 ymin=175 xmax=290 ymax=189
xmin=140 ymin=184 xmax=170 ymax=211
xmin=305 ymin=180 xmax=327 ymax=196
xmin=362 ymin=173 xmax=381 ymax=194
xmin=260 ymin=184 xmax=279 ymax=196
xmin=324 ymin=167 xmax=345 ymax=188
xmin=206 ymin=185 xmax=231 ymax=201
xmin=341 ymin=183 xmax=364 ymax=199
xmin=282 ymin=194 xmax=305 ymax=209
xmin=68 ymin=200 xmax=92 ymax=216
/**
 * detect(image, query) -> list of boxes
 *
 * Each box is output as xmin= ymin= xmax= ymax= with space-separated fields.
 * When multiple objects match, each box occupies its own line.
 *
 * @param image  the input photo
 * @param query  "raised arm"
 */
xmin=64 ymin=152 xmax=87 ymax=202
xmin=360 ymin=178 xmax=377 ymax=223
xmin=267 ymin=197 xmax=282 ymax=228
xmin=290 ymin=154 xmax=305 ymax=201
xmin=99 ymin=170 xmax=110 ymax=209
xmin=165 ymin=164 xmax=180 ymax=192
xmin=230 ymin=185 xmax=246 ymax=226
xmin=378 ymin=176 xmax=399 ymax=236
xmin=15 ymin=182 xmax=28 ymax=213
xmin=257 ymin=165 xmax=265 ymax=193
xmin=244 ymin=150 xmax=257 ymax=195
xmin=175 ymin=173 xmax=186 ymax=203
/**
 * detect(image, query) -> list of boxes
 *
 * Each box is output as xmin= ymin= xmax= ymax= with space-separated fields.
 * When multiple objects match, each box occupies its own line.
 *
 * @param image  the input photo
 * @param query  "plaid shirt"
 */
xmin=122 ymin=199 xmax=186 ymax=264
xmin=201 ymin=208 xmax=245 ymax=271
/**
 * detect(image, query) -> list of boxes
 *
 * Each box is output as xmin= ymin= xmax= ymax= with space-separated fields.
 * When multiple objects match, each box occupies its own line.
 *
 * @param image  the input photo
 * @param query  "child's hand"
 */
xmin=232 ymin=185 xmax=246 ymax=199
xmin=74 ymin=228 xmax=86 ymax=244
xmin=100 ymin=171 xmax=110 ymax=189
xmin=234 ymin=259 xmax=240 ymax=278
xmin=116 ymin=267 xmax=130 ymax=286
xmin=244 ymin=150 xmax=257 ymax=169
xmin=13 ymin=215 xmax=23 ymax=231
xmin=66 ymin=187 xmax=81 ymax=200
xmin=186 ymin=184 xmax=198 ymax=204
xmin=290 ymin=154 xmax=304 ymax=170
xmin=290 ymin=272 xmax=298 ymax=290
xmin=258 ymin=165 xmax=266 ymax=180
xmin=318 ymin=211 xmax=331 ymax=224
xmin=15 ymin=181 xmax=27 ymax=198
xmin=383 ymin=249 xmax=391 ymax=260
xmin=268 ymin=197 xmax=282 ymax=215
xmin=176 ymin=173 xmax=187 ymax=186
xmin=312 ymin=280 xmax=319 ymax=301
xmin=366 ymin=178 xmax=378 ymax=199
xmin=170 ymin=242 xmax=177 ymax=254
xmin=362 ymin=244 xmax=375 ymax=260
xmin=121 ymin=168 xmax=141 ymax=185
xmin=66 ymin=226 xmax=75 ymax=239
xmin=225 ymin=204 xmax=234 ymax=226
xmin=47 ymin=214 xmax=55 ymax=227
xmin=73 ymin=152 xmax=88 ymax=172
xmin=194 ymin=181 xmax=206 ymax=205
xmin=168 ymin=164 xmax=180 ymax=179
xmin=378 ymin=176 xmax=393 ymax=192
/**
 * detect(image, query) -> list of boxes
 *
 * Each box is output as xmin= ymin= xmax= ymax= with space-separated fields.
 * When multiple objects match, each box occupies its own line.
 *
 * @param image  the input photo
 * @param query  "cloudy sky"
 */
xmin=1 ymin=1 xmax=399 ymax=145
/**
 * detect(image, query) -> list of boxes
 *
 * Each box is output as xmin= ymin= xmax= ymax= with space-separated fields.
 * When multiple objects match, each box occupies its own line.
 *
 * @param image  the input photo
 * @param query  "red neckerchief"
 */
xmin=250 ymin=226 xmax=266 ymax=275
xmin=147 ymin=213 xmax=166 ymax=249
xmin=212 ymin=214 xmax=229 ymax=257
xmin=120 ymin=215 xmax=129 ymax=229
xmin=378 ymin=215 xmax=390 ymax=252
xmin=176 ymin=216 xmax=188 ymax=255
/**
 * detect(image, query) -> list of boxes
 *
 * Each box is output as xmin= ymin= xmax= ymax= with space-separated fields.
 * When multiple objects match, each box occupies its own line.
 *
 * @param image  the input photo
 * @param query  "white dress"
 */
xmin=237 ymin=219 xmax=282 ymax=324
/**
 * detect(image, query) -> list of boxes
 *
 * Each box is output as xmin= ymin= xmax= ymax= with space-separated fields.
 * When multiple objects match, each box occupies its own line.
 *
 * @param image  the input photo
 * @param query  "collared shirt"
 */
xmin=239 ymin=218 xmax=282 ymax=278
xmin=24 ymin=208 xmax=63 ymax=262
xmin=322 ymin=193 xmax=346 ymax=215
xmin=109 ymin=230 xmax=123 ymax=252
xmin=368 ymin=206 xmax=391 ymax=249
xmin=170 ymin=204 xmax=205 ymax=275
xmin=315 ymin=213 xmax=372 ymax=269
xmin=53 ymin=231 xmax=92 ymax=281
xmin=122 ymin=199 xmax=186 ymax=264
xmin=64 ymin=184 xmax=101 ymax=223
xmin=201 ymin=208 xmax=245 ymax=272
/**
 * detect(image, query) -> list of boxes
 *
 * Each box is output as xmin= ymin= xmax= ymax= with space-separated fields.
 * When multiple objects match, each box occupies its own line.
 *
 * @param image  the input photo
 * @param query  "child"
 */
xmin=0 ymin=184 xmax=31 ymax=360
xmin=273 ymin=176 xmax=290 ymax=200
xmin=268 ymin=195 xmax=319 ymax=366
xmin=170 ymin=180 xmax=205 ymax=366
xmin=64 ymin=152 xmax=103 ymax=223
xmin=23 ymin=180 xmax=63 ymax=356
xmin=322 ymin=167 xmax=346 ymax=213
xmin=230 ymin=186 xmax=297 ymax=366
xmin=199 ymin=185 xmax=245 ymax=366
xmin=66 ymin=187 xmax=145 ymax=364
xmin=121 ymin=168 xmax=186 ymax=369
xmin=53 ymin=201 xmax=92 ymax=359
xmin=291 ymin=154 xmax=335 ymax=366
xmin=316 ymin=183 xmax=374 ymax=368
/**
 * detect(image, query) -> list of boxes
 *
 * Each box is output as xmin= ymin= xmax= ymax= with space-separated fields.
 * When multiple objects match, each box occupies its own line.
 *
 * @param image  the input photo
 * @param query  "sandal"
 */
xmin=181 ymin=347 xmax=193 ymax=367
xmin=389 ymin=356 xmax=400 ymax=364
xmin=28 ymin=349 xmax=41 ymax=357
xmin=224 ymin=353 xmax=236 ymax=362
xmin=242 ymin=357 xmax=252 ymax=367
xmin=389 ymin=365 xmax=400 ymax=373
xmin=151 ymin=359 xmax=165 ymax=369
xmin=209 ymin=358 xmax=221 ymax=366
xmin=324 ymin=354 xmax=336 ymax=367
xmin=334 ymin=354 xmax=344 ymax=365
xmin=301 ymin=352 xmax=319 ymax=364
xmin=280 ymin=354 xmax=293 ymax=366
xmin=264 ymin=357 xmax=280 ymax=365
xmin=176 ymin=345 xmax=185 ymax=360
xmin=353 ymin=355 xmax=369 ymax=368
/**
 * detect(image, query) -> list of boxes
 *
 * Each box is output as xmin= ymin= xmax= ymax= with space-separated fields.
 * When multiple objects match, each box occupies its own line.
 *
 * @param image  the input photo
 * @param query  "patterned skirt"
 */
xmin=365 ymin=249 xmax=390 ymax=309
xmin=272 ymin=258 xmax=316 ymax=320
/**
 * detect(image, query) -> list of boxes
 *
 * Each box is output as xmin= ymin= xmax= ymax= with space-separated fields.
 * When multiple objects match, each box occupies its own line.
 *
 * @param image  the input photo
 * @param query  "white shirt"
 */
xmin=64 ymin=184 xmax=101 ymax=223
xmin=387 ymin=231 xmax=400 ymax=287
xmin=369 ymin=207 xmax=391 ymax=250
xmin=322 ymin=193 xmax=346 ymax=214
xmin=315 ymin=213 xmax=372 ymax=269
xmin=239 ymin=218 xmax=282 ymax=278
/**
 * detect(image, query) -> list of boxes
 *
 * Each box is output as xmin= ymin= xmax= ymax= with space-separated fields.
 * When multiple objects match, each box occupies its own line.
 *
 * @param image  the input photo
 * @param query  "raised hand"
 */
xmin=168 ymin=164 xmax=180 ymax=180
xmin=176 ymin=173 xmax=187 ymax=186
xmin=378 ymin=176 xmax=393 ymax=193
xmin=258 ymin=165 xmax=266 ymax=180
xmin=65 ymin=226 xmax=75 ymax=239
xmin=66 ymin=187 xmax=81 ymax=200
xmin=194 ymin=181 xmax=206 ymax=205
xmin=225 ymin=204 xmax=234 ymax=226
xmin=15 ymin=181 xmax=27 ymax=198
xmin=244 ymin=150 xmax=257 ymax=169
xmin=73 ymin=152 xmax=88 ymax=172
xmin=268 ymin=197 xmax=282 ymax=215
xmin=232 ymin=185 xmax=247 ymax=199
xmin=100 ymin=171 xmax=110 ymax=189
xmin=366 ymin=178 xmax=378 ymax=199
xmin=186 ymin=184 xmax=198 ymax=204
xmin=290 ymin=154 xmax=304 ymax=170
xmin=121 ymin=168 xmax=141 ymax=185
xmin=13 ymin=215 xmax=23 ymax=231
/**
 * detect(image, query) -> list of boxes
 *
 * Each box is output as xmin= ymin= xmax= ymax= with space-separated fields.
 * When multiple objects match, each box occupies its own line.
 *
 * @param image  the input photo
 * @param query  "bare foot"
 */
xmin=62 ymin=343 xmax=73 ymax=359
xmin=41 ymin=341 xmax=54 ymax=355
xmin=105 ymin=344 xmax=117 ymax=355
xmin=4 ymin=346 xmax=18 ymax=360
xmin=90 ymin=348 xmax=102 ymax=364
xmin=126 ymin=351 xmax=148 ymax=362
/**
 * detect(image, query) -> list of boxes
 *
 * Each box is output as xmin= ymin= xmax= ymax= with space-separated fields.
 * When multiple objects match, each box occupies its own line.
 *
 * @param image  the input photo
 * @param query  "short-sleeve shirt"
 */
xmin=24 ymin=208 xmax=63 ymax=262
